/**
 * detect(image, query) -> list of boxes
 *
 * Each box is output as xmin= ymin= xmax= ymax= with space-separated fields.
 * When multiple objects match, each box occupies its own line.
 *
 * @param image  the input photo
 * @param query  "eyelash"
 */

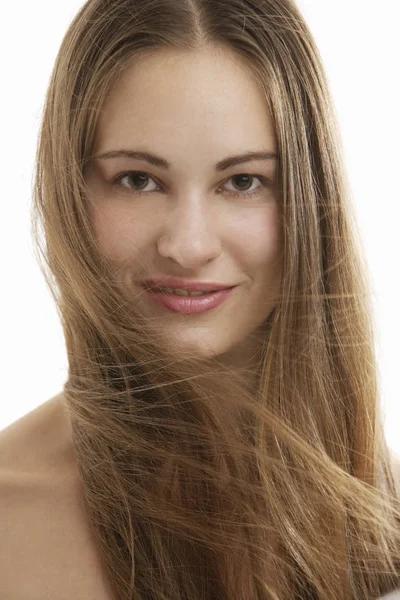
xmin=111 ymin=171 xmax=271 ymax=200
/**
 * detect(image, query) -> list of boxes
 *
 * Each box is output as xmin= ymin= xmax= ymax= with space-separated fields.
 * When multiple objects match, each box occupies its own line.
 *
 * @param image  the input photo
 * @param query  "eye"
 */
xmin=223 ymin=174 xmax=269 ymax=198
xmin=113 ymin=171 xmax=160 ymax=194
xmin=112 ymin=171 xmax=271 ymax=199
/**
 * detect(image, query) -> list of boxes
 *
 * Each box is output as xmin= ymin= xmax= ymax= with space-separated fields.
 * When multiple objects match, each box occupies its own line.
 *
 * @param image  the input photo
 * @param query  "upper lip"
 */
xmin=142 ymin=278 xmax=236 ymax=292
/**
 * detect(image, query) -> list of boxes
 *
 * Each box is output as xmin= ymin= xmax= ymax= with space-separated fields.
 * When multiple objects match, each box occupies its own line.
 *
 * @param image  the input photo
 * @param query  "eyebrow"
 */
xmin=93 ymin=149 xmax=278 ymax=171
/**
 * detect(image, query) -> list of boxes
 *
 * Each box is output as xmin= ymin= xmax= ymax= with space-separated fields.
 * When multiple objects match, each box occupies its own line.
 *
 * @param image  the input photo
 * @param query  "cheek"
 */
xmin=232 ymin=207 xmax=282 ymax=269
xmin=91 ymin=205 xmax=147 ymax=261
xmin=90 ymin=200 xmax=282 ymax=269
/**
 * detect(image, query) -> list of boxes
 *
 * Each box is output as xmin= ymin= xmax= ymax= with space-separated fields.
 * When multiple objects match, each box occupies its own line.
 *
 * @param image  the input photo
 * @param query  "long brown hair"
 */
xmin=31 ymin=0 xmax=400 ymax=598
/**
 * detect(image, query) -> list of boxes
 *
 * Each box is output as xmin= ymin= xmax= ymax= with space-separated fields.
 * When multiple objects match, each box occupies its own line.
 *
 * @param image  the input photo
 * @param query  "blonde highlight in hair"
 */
xmin=32 ymin=0 xmax=400 ymax=598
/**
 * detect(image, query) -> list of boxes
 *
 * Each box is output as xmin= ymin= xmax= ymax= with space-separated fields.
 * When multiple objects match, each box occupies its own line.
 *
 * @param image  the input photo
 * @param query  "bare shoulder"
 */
xmin=0 ymin=392 xmax=78 ymax=477
xmin=0 ymin=393 xmax=116 ymax=599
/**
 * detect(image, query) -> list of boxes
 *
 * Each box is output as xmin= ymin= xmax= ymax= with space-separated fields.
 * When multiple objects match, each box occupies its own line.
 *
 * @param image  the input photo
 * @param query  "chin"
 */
xmin=167 ymin=331 xmax=232 ymax=360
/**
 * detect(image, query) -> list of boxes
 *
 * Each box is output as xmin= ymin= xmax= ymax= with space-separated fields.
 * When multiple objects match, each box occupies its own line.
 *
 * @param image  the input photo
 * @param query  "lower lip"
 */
xmin=143 ymin=287 xmax=237 ymax=314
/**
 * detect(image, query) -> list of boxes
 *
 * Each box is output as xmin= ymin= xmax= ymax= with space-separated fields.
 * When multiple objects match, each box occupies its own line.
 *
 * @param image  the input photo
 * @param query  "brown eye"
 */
xmin=113 ymin=171 xmax=160 ymax=193
xmin=231 ymin=174 xmax=253 ymax=192
xmin=127 ymin=172 xmax=149 ymax=190
xmin=112 ymin=170 xmax=270 ymax=200
xmin=223 ymin=174 xmax=270 ymax=198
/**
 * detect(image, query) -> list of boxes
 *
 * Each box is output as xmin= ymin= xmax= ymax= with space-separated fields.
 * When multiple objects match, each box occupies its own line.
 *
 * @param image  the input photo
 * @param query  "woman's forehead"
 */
xmin=94 ymin=48 xmax=277 ymax=151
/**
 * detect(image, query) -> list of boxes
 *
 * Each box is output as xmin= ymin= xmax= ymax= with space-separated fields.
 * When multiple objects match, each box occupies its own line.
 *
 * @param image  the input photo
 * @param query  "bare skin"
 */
xmin=0 ymin=393 xmax=117 ymax=600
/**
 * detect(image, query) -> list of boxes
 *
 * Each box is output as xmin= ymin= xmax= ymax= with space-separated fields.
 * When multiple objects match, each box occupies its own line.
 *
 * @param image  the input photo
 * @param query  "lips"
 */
xmin=142 ymin=278 xmax=235 ymax=293
xmin=153 ymin=287 xmax=220 ymax=296
xmin=144 ymin=286 xmax=237 ymax=314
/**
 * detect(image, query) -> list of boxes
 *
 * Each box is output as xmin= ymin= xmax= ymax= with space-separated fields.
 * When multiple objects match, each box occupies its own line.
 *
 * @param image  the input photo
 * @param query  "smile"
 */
xmin=143 ymin=286 xmax=237 ymax=315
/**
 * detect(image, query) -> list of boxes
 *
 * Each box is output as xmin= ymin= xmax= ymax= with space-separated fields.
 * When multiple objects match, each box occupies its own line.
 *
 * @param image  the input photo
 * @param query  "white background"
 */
xmin=1 ymin=1 xmax=399 ymax=452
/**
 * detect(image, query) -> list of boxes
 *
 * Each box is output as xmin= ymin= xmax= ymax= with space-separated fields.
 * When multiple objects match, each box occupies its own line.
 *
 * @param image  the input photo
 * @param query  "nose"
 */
xmin=156 ymin=198 xmax=222 ymax=269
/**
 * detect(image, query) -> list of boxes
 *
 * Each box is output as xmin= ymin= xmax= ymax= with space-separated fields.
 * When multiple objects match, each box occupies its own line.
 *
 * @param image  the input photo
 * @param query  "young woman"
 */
xmin=1 ymin=0 xmax=400 ymax=598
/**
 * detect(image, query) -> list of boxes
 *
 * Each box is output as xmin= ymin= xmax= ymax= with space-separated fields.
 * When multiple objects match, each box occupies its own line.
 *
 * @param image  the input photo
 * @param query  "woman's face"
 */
xmin=85 ymin=46 xmax=283 ymax=366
